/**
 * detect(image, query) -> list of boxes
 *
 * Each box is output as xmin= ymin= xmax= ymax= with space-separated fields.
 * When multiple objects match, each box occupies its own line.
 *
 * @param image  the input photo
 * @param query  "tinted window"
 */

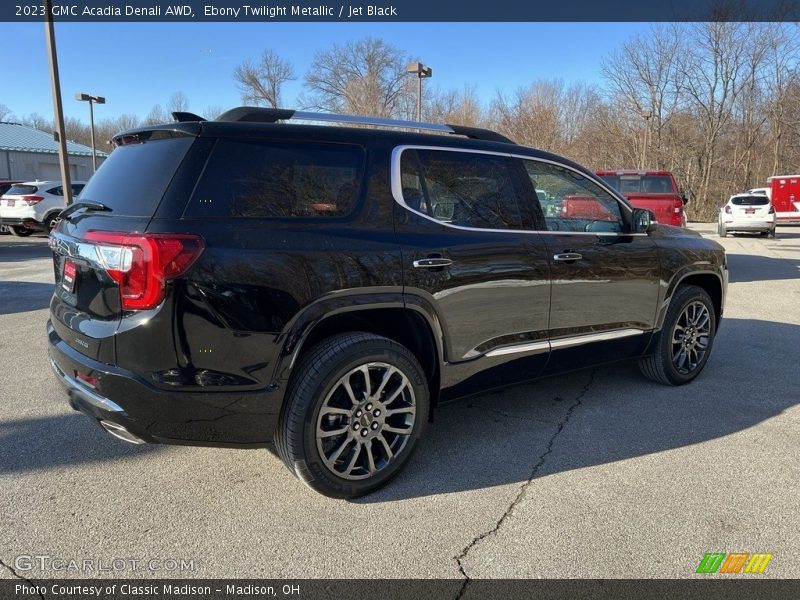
xmin=6 ymin=185 xmax=38 ymax=195
xmin=527 ymin=162 xmax=624 ymax=233
xmin=78 ymin=135 xmax=194 ymax=216
xmin=185 ymin=140 xmax=364 ymax=218
xmin=401 ymin=149 xmax=523 ymax=230
xmin=732 ymin=196 xmax=769 ymax=206
xmin=48 ymin=186 xmax=64 ymax=196
xmin=71 ymin=184 xmax=85 ymax=196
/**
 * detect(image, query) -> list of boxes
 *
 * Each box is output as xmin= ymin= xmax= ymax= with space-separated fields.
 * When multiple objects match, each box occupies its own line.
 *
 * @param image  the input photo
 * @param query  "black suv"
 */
xmin=47 ymin=108 xmax=727 ymax=498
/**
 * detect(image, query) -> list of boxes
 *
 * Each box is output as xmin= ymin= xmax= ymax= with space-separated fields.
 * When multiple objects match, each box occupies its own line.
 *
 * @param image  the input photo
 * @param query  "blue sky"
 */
xmin=0 ymin=22 xmax=650 ymax=124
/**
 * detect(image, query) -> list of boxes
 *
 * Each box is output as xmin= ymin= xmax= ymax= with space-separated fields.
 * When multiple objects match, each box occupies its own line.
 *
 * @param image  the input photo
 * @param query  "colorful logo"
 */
xmin=696 ymin=552 xmax=773 ymax=574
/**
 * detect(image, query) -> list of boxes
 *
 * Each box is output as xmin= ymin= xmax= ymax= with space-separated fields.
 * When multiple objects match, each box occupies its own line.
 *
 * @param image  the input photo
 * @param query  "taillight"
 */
xmin=769 ymin=205 xmax=775 ymax=214
xmin=724 ymin=205 xmax=732 ymax=214
xmin=84 ymin=231 xmax=204 ymax=311
xmin=22 ymin=195 xmax=44 ymax=205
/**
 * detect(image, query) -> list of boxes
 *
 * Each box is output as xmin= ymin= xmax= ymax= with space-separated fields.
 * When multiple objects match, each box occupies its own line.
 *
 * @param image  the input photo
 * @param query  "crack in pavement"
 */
xmin=0 ymin=558 xmax=45 ymax=600
xmin=453 ymin=370 xmax=596 ymax=599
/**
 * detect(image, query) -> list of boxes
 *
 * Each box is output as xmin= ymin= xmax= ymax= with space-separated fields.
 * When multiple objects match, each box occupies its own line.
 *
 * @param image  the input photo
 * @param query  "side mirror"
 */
xmin=632 ymin=208 xmax=657 ymax=233
xmin=680 ymin=193 xmax=689 ymax=205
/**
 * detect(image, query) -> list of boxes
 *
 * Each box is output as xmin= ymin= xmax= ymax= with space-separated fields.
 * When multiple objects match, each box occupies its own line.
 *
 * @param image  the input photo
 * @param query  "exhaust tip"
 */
xmin=99 ymin=420 xmax=146 ymax=445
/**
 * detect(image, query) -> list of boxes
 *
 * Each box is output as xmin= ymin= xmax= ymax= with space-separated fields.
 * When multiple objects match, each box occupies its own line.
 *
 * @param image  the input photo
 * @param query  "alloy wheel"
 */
xmin=671 ymin=301 xmax=711 ymax=375
xmin=315 ymin=362 xmax=416 ymax=480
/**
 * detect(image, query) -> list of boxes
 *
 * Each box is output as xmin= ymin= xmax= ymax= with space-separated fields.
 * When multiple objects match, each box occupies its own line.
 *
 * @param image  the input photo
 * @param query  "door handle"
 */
xmin=413 ymin=257 xmax=453 ymax=269
xmin=553 ymin=252 xmax=583 ymax=262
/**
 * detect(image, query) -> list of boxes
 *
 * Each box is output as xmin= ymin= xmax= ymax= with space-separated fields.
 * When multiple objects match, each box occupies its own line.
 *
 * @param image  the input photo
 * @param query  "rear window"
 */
xmin=732 ymin=196 xmax=770 ymax=206
xmin=184 ymin=140 xmax=364 ymax=219
xmin=6 ymin=185 xmax=38 ymax=195
xmin=600 ymin=175 xmax=676 ymax=194
xmin=77 ymin=135 xmax=195 ymax=216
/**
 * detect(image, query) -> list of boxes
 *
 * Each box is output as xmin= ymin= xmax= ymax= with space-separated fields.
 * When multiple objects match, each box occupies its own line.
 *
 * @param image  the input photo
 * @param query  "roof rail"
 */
xmin=214 ymin=107 xmax=515 ymax=144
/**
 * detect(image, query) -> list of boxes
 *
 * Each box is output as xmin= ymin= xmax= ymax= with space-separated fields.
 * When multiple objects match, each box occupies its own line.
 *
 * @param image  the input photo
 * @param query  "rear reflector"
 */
xmin=84 ymin=231 xmax=204 ymax=310
xmin=74 ymin=370 xmax=98 ymax=389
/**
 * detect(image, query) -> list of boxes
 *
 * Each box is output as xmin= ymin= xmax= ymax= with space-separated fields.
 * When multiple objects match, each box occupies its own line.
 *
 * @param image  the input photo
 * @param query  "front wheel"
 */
xmin=275 ymin=332 xmax=429 ymax=499
xmin=639 ymin=285 xmax=716 ymax=386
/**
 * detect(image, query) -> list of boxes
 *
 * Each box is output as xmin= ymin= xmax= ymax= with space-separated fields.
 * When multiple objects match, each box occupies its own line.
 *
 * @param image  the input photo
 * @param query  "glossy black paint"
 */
xmin=47 ymin=119 xmax=728 ymax=447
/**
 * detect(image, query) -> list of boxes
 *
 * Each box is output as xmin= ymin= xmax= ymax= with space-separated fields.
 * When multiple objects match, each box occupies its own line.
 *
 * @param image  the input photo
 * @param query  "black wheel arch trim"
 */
xmin=270 ymin=289 xmax=446 ymax=386
xmin=656 ymin=266 xmax=726 ymax=331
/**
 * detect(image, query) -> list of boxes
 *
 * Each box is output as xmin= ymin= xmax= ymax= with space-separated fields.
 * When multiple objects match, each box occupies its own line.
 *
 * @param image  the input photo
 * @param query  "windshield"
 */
xmin=78 ymin=135 xmax=194 ymax=216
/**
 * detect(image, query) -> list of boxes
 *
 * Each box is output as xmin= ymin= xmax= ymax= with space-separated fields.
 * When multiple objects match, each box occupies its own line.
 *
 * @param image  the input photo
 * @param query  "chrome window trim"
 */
xmin=390 ymin=144 xmax=647 ymax=237
xmin=484 ymin=328 xmax=645 ymax=358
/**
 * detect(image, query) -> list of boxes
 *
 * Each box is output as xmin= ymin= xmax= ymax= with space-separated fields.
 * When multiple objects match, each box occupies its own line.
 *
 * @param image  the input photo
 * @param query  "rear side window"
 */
xmin=6 ymin=185 xmax=38 ymax=195
xmin=732 ymin=196 xmax=769 ymax=206
xmin=78 ymin=135 xmax=195 ymax=216
xmin=184 ymin=140 xmax=364 ymax=218
xmin=400 ymin=149 xmax=523 ymax=230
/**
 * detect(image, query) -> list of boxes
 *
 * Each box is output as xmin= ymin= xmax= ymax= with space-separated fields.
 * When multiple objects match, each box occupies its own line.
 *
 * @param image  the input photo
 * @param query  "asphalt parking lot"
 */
xmin=0 ymin=225 xmax=798 ymax=582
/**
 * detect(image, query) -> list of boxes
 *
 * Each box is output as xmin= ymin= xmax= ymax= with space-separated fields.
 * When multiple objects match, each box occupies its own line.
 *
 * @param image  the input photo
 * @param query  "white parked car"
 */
xmin=0 ymin=180 xmax=85 ymax=236
xmin=718 ymin=193 xmax=776 ymax=238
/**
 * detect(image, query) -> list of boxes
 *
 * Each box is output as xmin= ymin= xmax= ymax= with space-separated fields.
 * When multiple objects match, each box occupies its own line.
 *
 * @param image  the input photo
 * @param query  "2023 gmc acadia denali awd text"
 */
xmin=47 ymin=108 xmax=728 ymax=498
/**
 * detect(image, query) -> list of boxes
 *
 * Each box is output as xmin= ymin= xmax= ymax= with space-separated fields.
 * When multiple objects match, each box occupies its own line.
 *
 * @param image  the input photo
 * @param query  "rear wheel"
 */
xmin=769 ymin=228 xmax=777 ymax=238
xmin=639 ymin=285 xmax=716 ymax=386
xmin=717 ymin=223 xmax=727 ymax=238
xmin=9 ymin=226 xmax=32 ymax=237
xmin=275 ymin=332 xmax=429 ymax=499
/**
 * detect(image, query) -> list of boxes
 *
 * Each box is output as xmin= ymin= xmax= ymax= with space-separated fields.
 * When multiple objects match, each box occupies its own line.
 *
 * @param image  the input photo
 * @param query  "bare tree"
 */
xmin=677 ymin=22 xmax=749 ymax=218
xmin=143 ymin=104 xmax=169 ymax=125
xmin=305 ymin=37 xmax=412 ymax=117
xmin=602 ymin=24 xmax=684 ymax=169
xmin=167 ymin=91 xmax=190 ymax=114
xmin=21 ymin=113 xmax=52 ymax=131
xmin=0 ymin=104 xmax=13 ymax=121
xmin=234 ymin=50 xmax=296 ymax=108
xmin=423 ymin=85 xmax=483 ymax=126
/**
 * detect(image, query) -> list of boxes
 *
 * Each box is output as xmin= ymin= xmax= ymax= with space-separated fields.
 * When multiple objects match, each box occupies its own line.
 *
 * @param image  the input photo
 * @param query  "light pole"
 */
xmin=75 ymin=92 xmax=105 ymax=172
xmin=641 ymin=109 xmax=652 ymax=169
xmin=44 ymin=0 xmax=73 ymax=204
xmin=407 ymin=62 xmax=432 ymax=121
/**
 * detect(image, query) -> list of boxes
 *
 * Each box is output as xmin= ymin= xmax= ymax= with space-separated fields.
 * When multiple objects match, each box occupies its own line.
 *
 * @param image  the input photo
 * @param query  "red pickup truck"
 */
xmin=596 ymin=170 xmax=687 ymax=227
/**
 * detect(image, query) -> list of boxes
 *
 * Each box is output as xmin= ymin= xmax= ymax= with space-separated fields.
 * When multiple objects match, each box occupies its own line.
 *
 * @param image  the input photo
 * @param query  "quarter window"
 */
xmin=525 ymin=162 xmax=624 ymax=233
xmin=400 ymin=149 xmax=523 ymax=230
xmin=185 ymin=140 xmax=364 ymax=218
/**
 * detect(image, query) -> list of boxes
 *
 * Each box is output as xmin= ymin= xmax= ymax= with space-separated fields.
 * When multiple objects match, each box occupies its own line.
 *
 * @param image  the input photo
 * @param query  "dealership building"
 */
xmin=0 ymin=121 xmax=106 ymax=181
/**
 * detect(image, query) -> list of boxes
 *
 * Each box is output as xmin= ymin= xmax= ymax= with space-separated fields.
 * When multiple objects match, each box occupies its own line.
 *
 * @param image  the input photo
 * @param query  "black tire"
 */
xmin=44 ymin=214 xmax=58 ymax=232
xmin=275 ymin=332 xmax=429 ymax=499
xmin=9 ymin=226 xmax=32 ymax=237
xmin=760 ymin=230 xmax=769 ymax=237
xmin=639 ymin=284 xmax=716 ymax=386
xmin=769 ymin=228 xmax=777 ymax=239
xmin=718 ymin=223 xmax=727 ymax=238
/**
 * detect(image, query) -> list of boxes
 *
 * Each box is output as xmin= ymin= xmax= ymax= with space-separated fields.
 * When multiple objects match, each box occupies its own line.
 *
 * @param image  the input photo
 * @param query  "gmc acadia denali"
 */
xmin=47 ymin=108 xmax=728 ymax=498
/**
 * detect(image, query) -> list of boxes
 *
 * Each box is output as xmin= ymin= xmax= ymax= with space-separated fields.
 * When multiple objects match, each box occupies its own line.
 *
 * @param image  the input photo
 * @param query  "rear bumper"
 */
xmin=47 ymin=321 xmax=282 ymax=447
xmin=721 ymin=220 xmax=774 ymax=231
xmin=0 ymin=217 xmax=43 ymax=230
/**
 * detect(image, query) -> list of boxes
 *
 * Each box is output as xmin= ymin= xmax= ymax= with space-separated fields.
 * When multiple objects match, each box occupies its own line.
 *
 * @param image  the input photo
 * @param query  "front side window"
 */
xmin=399 ymin=149 xmax=523 ymax=230
xmin=185 ymin=140 xmax=364 ymax=218
xmin=526 ymin=162 xmax=624 ymax=233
